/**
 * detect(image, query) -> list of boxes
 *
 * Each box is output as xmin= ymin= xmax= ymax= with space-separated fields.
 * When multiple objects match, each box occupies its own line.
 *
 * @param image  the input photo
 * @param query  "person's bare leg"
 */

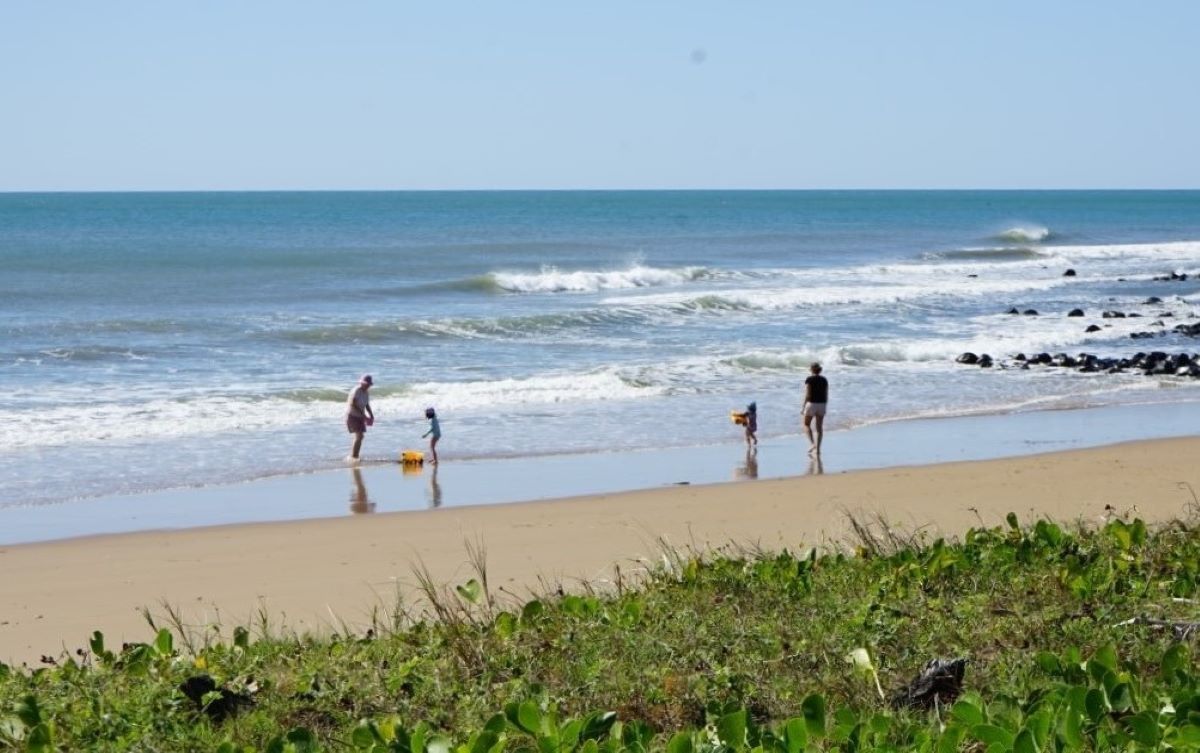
xmin=813 ymin=414 xmax=824 ymax=455
xmin=804 ymin=414 xmax=816 ymax=454
xmin=350 ymin=431 xmax=364 ymax=461
xmin=429 ymin=436 xmax=439 ymax=465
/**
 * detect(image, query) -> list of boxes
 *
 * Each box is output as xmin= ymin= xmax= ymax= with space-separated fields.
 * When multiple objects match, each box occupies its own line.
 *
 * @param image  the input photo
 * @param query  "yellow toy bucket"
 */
xmin=400 ymin=450 xmax=425 ymax=465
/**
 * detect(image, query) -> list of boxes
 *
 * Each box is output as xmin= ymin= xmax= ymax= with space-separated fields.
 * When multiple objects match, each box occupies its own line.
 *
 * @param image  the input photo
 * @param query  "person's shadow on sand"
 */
xmin=349 ymin=466 xmax=376 ymax=514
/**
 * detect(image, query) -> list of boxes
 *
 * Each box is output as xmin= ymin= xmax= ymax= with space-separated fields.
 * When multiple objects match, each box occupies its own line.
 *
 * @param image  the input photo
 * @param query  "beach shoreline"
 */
xmin=4 ymin=397 xmax=1200 ymax=546
xmin=3 ymin=426 xmax=1198 ymax=667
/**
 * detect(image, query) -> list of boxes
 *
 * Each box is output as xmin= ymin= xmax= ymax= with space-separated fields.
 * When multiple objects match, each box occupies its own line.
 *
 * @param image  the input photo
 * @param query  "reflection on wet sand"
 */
xmin=806 ymin=454 xmax=824 ymax=476
xmin=349 ymin=466 xmax=375 ymax=514
xmin=734 ymin=448 xmax=758 ymax=480
xmin=427 ymin=466 xmax=443 ymax=508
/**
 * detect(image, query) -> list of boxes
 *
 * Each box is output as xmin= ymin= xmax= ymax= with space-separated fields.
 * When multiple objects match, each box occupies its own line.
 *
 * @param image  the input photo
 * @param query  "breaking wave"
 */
xmin=488 ymin=264 xmax=713 ymax=293
xmin=996 ymin=225 xmax=1052 ymax=243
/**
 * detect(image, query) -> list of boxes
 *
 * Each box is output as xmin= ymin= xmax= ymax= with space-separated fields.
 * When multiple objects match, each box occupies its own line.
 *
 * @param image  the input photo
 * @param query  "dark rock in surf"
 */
xmin=1067 ymin=308 xmax=1084 ymax=317
xmin=1063 ymin=269 xmax=1076 ymax=277
xmin=1086 ymin=324 xmax=1102 ymax=333
xmin=956 ymin=352 xmax=979 ymax=365
xmin=1102 ymin=311 xmax=1126 ymax=319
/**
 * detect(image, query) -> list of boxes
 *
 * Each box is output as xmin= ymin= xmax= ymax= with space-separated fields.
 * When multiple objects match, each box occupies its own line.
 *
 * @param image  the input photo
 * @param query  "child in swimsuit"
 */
xmin=423 ymin=407 xmax=441 ymax=465
xmin=744 ymin=402 xmax=758 ymax=447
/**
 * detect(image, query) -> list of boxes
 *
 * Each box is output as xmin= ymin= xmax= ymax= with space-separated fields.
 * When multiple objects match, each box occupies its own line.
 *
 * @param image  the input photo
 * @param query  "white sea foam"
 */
xmin=490 ymin=264 xmax=710 ymax=293
xmin=997 ymin=225 xmax=1052 ymax=243
xmin=0 ymin=370 xmax=666 ymax=451
xmin=603 ymin=276 xmax=1065 ymax=312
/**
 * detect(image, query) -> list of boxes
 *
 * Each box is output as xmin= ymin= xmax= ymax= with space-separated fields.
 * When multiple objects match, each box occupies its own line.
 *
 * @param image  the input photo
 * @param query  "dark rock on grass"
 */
xmin=179 ymin=675 xmax=255 ymax=722
xmin=1086 ymin=324 xmax=1102 ymax=333
xmin=1067 ymin=308 xmax=1085 ymax=317
xmin=891 ymin=658 xmax=967 ymax=711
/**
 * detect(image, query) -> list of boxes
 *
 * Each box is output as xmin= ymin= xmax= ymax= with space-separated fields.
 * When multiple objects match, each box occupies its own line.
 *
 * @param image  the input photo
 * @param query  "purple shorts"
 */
xmin=346 ymin=414 xmax=367 ymax=434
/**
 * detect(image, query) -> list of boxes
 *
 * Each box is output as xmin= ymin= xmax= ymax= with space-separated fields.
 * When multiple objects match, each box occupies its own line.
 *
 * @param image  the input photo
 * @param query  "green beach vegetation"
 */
xmin=2 ymin=514 xmax=1198 ymax=752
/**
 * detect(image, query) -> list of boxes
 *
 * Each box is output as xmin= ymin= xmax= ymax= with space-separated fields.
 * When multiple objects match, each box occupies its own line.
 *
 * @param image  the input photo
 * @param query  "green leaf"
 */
xmin=782 ymin=717 xmax=807 ymax=753
xmin=1125 ymin=712 xmax=1160 ymax=746
xmin=484 ymin=714 xmax=507 ymax=735
xmin=1034 ymin=651 xmax=1061 ymax=675
xmin=846 ymin=647 xmax=874 ymax=674
xmin=428 ymin=734 xmax=453 ymax=753
xmin=801 ymin=694 xmax=826 ymax=740
xmin=1084 ymin=688 xmax=1108 ymax=722
xmin=972 ymin=724 xmax=1014 ymax=748
xmin=516 ymin=701 xmax=542 ymax=736
xmin=233 ymin=625 xmax=251 ymax=649
xmin=936 ymin=726 xmax=965 ymax=753
xmin=154 ymin=628 xmax=174 ymax=656
xmin=1013 ymin=728 xmax=1038 ymax=753
xmin=493 ymin=612 xmax=518 ymax=639
xmin=666 ymin=731 xmax=694 ymax=753
xmin=951 ymin=699 xmax=984 ymax=726
xmin=1059 ymin=706 xmax=1084 ymax=749
xmin=1161 ymin=643 xmax=1189 ymax=681
xmin=470 ymin=731 xmax=501 ymax=753
xmin=521 ymin=600 xmax=544 ymax=623
xmin=456 ymin=579 xmax=483 ymax=604
xmin=1091 ymin=643 xmax=1118 ymax=672
xmin=580 ymin=711 xmax=616 ymax=742
xmin=1106 ymin=682 xmax=1133 ymax=713
xmin=285 ymin=728 xmax=319 ymax=753
xmin=717 ymin=709 xmax=748 ymax=750
xmin=351 ymin=725 xmax=378 ymax=749
xmin=15 ymin=695 xmax=42 ymax=728
xmin=26 ymin=723 xmax=54 ymax=753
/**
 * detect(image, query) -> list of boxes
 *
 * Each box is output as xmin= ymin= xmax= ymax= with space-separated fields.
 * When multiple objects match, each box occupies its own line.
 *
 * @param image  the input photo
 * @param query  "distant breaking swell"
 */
xmin=422 ymin=264 xmax=717 ymax=295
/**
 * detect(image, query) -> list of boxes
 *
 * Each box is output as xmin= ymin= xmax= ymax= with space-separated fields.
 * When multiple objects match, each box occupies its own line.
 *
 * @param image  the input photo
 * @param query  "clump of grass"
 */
xmin=1 ymin=514 xmax=1198 ymax=751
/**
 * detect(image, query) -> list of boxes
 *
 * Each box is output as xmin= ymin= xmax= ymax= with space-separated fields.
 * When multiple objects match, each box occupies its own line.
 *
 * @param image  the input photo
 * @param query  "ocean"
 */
xmin=2 ymin=190 xmax=1200 ymax=509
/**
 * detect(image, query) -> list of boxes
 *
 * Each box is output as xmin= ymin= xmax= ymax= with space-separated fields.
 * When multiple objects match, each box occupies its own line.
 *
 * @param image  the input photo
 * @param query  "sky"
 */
xmin=1 ymin=2 xmax=1198 ymax=191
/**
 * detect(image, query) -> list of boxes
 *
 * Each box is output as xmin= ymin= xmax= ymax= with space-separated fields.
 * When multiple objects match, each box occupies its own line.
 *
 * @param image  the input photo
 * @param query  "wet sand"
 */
xmin=2 ymin=433 xmax=1198 ymax=666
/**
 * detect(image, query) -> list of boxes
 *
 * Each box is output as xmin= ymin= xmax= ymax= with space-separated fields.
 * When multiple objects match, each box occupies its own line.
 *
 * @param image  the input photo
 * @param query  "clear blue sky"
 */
xmin=2 ymin=2 xmax=1197 ymax=191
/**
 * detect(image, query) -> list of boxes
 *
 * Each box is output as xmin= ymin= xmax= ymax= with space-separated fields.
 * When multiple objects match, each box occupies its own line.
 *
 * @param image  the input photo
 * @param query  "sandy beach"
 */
xmin=3 ymin=435 xmax=1198 ymax=667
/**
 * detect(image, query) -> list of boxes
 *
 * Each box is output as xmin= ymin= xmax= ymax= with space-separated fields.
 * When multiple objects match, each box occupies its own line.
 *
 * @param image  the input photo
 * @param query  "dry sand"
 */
xmin=2 ymin=436 xmax=1198 ymax=666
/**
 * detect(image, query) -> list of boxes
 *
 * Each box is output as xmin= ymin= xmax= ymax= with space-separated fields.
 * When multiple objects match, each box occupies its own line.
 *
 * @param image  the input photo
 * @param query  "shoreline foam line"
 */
xmin=3 ymin=398 xmax=1200 ymax=547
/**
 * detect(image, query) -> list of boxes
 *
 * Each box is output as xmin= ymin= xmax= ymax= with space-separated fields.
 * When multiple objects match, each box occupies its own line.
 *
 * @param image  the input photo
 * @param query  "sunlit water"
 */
xmin=3 ymin=190 xmax=1199 ymax=507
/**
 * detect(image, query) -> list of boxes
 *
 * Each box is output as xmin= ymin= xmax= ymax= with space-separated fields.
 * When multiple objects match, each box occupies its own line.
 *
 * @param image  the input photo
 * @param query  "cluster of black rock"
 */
xmin=956 ymin=350 xmax=1200 ymax=378
xmin=1153 ymin=271 xmax=1191 ymax=282
xmin=956 ymin=268 xmax=1199 ymax=376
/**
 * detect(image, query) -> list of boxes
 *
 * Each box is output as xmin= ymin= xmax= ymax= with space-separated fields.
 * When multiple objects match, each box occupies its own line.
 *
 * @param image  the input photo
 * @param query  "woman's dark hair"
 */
xmin=425 ymin=407 xmax=436 ymax=418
